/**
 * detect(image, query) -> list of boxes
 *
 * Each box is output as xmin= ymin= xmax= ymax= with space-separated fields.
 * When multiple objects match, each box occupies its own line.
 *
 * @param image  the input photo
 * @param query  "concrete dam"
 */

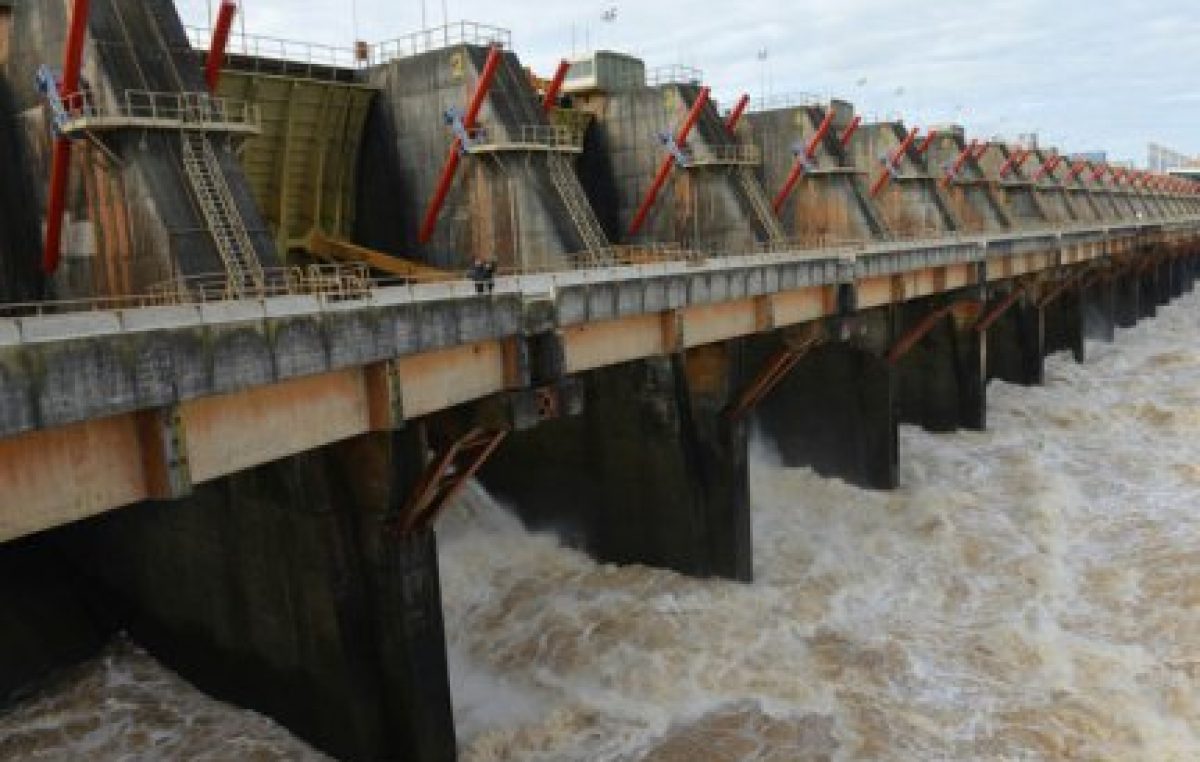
xmin=1 ymin=1 xmax=1200 ymax=759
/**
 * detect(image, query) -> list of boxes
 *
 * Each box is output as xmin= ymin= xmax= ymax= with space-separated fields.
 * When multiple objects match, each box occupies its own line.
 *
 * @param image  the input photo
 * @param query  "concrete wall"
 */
xmin=847 ymin=123 xmax=959 ymax=235
xmin=55 ymin=432 xmax=456 ymax=761
xmin=357 ymin=44 xmax=589 ymax=270
xmin=746 ymin=103 xmax=885 ymax=243
xmin=572 ymin=83 xmax=766 ymax=251
xmin=926 ymin=130 xmax=1010 ymax=233
xmin=0 ymin=73 xmax=43 ymax=302
xmin=6 ymin=0 xmax=277 ymax=297
xmin=975 ymin=143 xmax=1049 ymax=228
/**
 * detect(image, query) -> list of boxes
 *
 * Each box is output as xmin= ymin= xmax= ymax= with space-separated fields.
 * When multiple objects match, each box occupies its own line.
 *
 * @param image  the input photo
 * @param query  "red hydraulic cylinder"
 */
xmin=628 ymin=86 xmax=710 ymax=236
xmin=42 ymin=0 xmax=91 ymax=275
xmin=772 ymin=107 xmax=836 ymax=213
xmin=940 ymin=139 xmax=979 ymax=188
xmin=998 ymin=148 xmax=1031 ymax=179
xmin=419 ymin=44 xmax=504 ymax=244
xmin=724 ymin=93 xmax=750 ymax=134
xmin=205 ymin=1 xmax=238 ymax=93
xmin=916 ymin=129 xmax=938 ymax=155
xmin=870 ymin=126 xmax=919 ymax=198
xmin=1032 ymin=155 xmax=1062 ymax=182
xmin=542 ymin=59 xmax=570 ymax=113
xmin=839 ymin=115 xmax=861 ymax=148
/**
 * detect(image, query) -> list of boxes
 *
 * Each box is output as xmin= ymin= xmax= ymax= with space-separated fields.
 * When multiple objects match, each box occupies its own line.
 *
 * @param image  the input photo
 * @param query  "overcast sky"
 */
xmin=176 ymin=0 xmax=1200 ymax=165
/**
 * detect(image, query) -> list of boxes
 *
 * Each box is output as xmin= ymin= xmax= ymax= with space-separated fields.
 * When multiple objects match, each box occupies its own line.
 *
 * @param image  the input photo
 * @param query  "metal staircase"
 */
xmin=181 ymin=131 xmax=265 ymax=293
xmin=548 ymin=153 xmax=610 ymax=263
xmin=736 ymin=165 xmax=786 ymax=245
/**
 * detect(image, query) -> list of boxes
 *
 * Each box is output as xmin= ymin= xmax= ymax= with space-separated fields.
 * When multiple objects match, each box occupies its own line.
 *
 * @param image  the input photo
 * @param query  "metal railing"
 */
xmin=152 ymin=264 xmax=374 ymax=303
xmin=3 ymin=218 xmax=1194 ymax=320
xmin=466 ymin=124 xmax=585 ymax=152
xmin=372 ymin=22 xmax=512 ymax=63
xmin=59 ymin=89 xmax=260 ymax=132
xmin=0 ymin=264 xmax=371 ymax=318
xmin=187 ymin=21 xmax=510 ymax=71
xmin=186 ymin=26 xmax=367 ymax=77
xmin=143 ymin=264 xmax=370 ymax=305
xmin=646 ymin=65 xmax=704 ymax=87
xmin=682 ymin=144 xmax=762 ymax=166
xmin=749 ymin=91 xmax=828 ymax=113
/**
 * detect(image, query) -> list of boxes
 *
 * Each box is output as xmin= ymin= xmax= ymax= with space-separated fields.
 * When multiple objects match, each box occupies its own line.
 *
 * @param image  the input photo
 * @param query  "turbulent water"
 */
xmin=5 ymin=293 xmax=1200 ymax=760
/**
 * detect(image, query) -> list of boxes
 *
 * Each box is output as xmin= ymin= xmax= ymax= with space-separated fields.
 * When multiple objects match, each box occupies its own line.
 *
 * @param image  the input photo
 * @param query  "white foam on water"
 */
xmin=5 ymin=293 xmax=1200 ymax=760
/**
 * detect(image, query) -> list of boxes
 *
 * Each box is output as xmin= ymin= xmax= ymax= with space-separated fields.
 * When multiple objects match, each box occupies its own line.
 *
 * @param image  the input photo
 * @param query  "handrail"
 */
xmin=372 ymin=22 xmax=512 ymax=63
xmin=646 ymin=65 xmax=704 ymax=87
xmin=466 ymin=124 xmax=585 ymax=151
xmin=58 ymin=89 xmax=260 ymax=131
xmin=682 ymin=144 xmax=762 ymax=166
xmin=188 ymin=21 xmax=511 ymax=71
xmin=187 ymin=26 xmax=366 ymax=72
xmin=3 ymin=219 xmax=1195 ymax=319
xmin=749 ymin=91 xmax=828 ymax=113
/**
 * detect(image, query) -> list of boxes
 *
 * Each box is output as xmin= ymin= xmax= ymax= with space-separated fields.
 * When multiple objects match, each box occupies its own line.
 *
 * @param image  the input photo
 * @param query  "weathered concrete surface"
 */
xmin=1114 ymin=269 xmax=1142 ymax=328
xmin=58 ymin=431 xmax=456 ymax=761
xmin=847 ymin=123 xmax=959 ymax=235
xmin=1 ymin=228 xmax=1197 ymax=543
xmin=986 ymin=291 xmax=1044 ymax=386
xmin=1081 ymin=275 xmax=1117 ymax=344
xmin=573 ymin=83 xmax=769 ymax=250
xmin=7 ymin=0 xmax=277 ymax=296
xmin=892 ymin=294 xmax=986 ymax=432
xmin=1042 ymin=283 xmax=1086 ymax=364
xmin=482 ymin=349 xmax=753 ymax=582
xmin=927 ymin=129 xmax=1011 ymax=234
xmin=0 ymin=292 xmax=522 ymax=441
xmin=752 ymin=316 xmax=898 ymax=491
xmin=358 ymin=44 xmax=592 ymax=270
xmin=975 ymin=143 xmax=1050 ymax=229
xmin=0 ymin=73 xmax=43 ymax=302
xmin=746 ymin=102 xmax=886 ymax=243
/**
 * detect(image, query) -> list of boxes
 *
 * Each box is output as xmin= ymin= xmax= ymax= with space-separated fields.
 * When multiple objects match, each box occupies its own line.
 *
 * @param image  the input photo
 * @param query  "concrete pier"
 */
xmin=891 ymin=295 xmax=987 ymax=432
xmin=986 ymin=291 xmax=1045 ymax=386
xmin=483 ymin=347 xmax=753 ymax=582
xmin=1114 ymin=269 xmax=1143 ymax=328
xmin=1082 ymin=275 xmax=1118 ymax=343
xmin=8 ymin=0 xmax=277 ymax=296
xmin=56 ymin=432 xmax=456 ymax=761
xmin=753 ymin=317 xmax=898 ymax=491
xmin=746 ymin=100 xmax=886 ymax=243
xmin=359 ymin=38 xmax=603 ymax=270
xmin=1042 ymin=281 xmax=1087 ymax=363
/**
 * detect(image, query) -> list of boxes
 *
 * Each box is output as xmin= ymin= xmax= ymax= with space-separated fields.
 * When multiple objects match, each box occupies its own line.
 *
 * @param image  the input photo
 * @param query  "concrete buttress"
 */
xmin=54 ymin=430 xmax=457 ymax=762
xmin=986 ymin=292 xmax=1045 ymax=386
xmin=751 ymin=315 xmax=898 ymax=491
xmin=481 ymin=345 xmax=753 ymax=582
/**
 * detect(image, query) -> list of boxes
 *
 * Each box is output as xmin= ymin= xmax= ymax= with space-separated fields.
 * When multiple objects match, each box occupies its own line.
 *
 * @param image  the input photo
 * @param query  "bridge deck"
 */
xmin=1 ymin=220 xmax=1198 ymax=541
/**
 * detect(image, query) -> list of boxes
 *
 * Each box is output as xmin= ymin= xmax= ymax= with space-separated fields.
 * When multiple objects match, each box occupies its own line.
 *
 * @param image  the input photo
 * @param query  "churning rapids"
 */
xmin=5 ymin=293 xmax=1200 ymax=760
